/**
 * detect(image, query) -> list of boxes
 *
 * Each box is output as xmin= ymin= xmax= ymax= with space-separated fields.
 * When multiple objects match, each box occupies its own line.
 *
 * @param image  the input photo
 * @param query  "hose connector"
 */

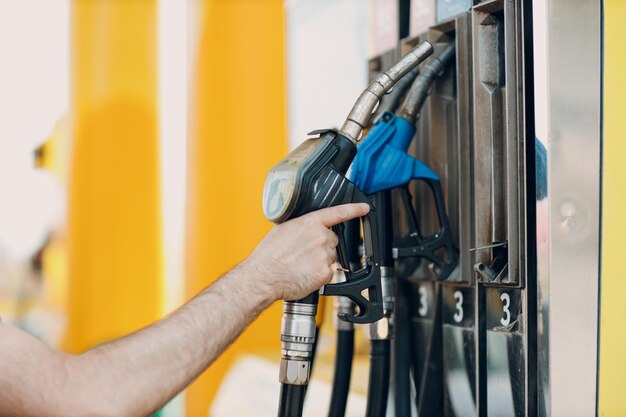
xmin=366 ymin=266 xmax=394 ymax=340
xmin=340 ymin=41 xmax=434 ymax=142
xmin=279 ymin=301 xmax=317 ymax=385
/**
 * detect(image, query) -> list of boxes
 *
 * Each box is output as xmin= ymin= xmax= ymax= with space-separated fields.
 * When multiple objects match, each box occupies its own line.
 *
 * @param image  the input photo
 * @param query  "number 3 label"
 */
xmin=418 ymin=286 xmax=428 ymax=317
xmin=453 ymin=290 xmax=463 ymax=323
xmin=500 ymin=293 xmax=511 ymax=326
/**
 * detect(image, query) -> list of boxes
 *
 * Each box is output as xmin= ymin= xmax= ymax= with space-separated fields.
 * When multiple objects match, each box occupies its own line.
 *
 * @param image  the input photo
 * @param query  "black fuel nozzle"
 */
xmin=265 ymin=44 xmax=434 ymax=417
xmin=322 ymin=204 xmax=386 ymax=323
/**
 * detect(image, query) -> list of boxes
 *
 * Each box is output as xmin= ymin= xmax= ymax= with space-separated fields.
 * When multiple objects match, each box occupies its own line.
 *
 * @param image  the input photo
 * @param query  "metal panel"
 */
xmin=471 ymin=2 xmax=533 ymax=417
xmin=429 ymin=17 xmax=478 ymax=417
xmin=398 ymin=15 xmax=478 ymax=417
xmin=471 ymin=0 xmax=526 ymax=288
xmin=536 ymin=0 xmax=601 ymax=415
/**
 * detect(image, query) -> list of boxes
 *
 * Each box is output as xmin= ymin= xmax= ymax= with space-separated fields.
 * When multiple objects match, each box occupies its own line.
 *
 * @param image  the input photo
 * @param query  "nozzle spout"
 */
xmin=339 ymin=41 xmax=434 ymax=142
xmin=370 ymin=65 xmax=420 ymax=124
xmin=396 ymin=42 xmax=456 ymax=123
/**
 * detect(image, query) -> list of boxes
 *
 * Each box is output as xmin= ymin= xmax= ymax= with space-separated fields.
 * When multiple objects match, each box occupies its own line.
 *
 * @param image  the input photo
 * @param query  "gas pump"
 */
xmin=263 ymin=41 xmax=434 ymax=417
xmin=311 ymin=0 xmax=546 ymax=415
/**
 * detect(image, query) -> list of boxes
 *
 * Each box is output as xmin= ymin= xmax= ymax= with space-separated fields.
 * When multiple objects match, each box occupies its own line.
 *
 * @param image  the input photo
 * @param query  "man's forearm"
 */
xmin=0 ymin=261 xmax=275 ymax=417
xmin=71 ymin=260 xmax=275 ymax=416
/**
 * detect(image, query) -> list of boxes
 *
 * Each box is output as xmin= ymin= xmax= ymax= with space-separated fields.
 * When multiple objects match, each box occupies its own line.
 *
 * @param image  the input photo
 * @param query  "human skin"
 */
xmin=0 ymin=203 xmax=369 ymax=417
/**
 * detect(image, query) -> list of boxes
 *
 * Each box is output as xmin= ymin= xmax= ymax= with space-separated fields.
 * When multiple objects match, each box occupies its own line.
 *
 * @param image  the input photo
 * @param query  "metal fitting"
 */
xmin=280 ymin=302 xmax=317 ymax=358
xmin=279 ymin=301 xmax=317 ymax=384
xmin=279 ymin=358 xmax=311 ymax=385
xmin=334 ymin=295 xmax=356 ymax=331
xmin=367 ymin=315 xmax=391 ymax=340
xmin=366 ymin=266 xmax=394 ymax=340
xmin=380 ymin=266 xmax=394 ymax=313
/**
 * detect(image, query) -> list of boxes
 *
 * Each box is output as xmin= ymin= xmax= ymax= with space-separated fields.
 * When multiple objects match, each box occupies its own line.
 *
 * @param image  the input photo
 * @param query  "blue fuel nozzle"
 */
xmin=349 ymin=112 xmax=439 ymax=194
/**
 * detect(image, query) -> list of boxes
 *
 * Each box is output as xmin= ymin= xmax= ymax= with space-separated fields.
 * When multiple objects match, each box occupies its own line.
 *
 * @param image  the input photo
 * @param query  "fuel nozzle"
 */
xmin=269 ymin=42 xmax=434 ymax=417
xmin=369 ymin=66 xmax=420 ymax=128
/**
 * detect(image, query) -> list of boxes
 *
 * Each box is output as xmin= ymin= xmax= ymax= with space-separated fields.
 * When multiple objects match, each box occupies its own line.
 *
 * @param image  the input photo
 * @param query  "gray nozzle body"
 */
xmin=339 ymin=41 xmax=434 ymax=142
xmin=396 ymin=42 xmax=456 ymax=123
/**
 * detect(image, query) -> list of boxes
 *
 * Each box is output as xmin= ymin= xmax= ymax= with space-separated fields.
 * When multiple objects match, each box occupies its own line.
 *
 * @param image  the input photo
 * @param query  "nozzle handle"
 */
xmin=323 ymin=213 xmax=384 ymax=324
xmin=393 ymin=181 xmax=458 ymax=280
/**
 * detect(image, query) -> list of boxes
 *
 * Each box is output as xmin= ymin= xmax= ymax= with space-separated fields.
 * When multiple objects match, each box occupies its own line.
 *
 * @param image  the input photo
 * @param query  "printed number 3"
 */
xmin=453 ymin=290 xmax=463 ymax=323
xmin=500 ymin=293 xmax=511 ymax=326
xmin=418 ymin=286 xmax=428 ymax=317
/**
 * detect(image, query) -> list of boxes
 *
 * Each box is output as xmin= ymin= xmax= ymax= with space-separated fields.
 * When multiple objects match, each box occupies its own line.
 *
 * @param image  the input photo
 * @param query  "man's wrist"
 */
xmin=236 ymin=258 xmax=280 ymax=309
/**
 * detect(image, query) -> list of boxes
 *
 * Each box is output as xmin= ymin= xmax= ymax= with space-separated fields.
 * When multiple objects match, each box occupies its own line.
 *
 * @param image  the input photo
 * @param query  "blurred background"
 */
xmin=0 ymin=0 xmax=382 ymax=415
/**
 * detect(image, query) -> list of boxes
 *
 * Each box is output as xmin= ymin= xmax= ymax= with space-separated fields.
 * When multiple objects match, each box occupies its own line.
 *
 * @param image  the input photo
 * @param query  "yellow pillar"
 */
xmin=598 ymin=0 xmax=626 ymax=415
xmin=186 ymin=0 xmax=287 ymax=414
xmin=65 ymin=0 xmax=162 ymax=353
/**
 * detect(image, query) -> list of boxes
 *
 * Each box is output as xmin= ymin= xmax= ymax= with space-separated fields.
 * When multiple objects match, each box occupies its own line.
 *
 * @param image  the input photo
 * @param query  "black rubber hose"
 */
xmin=278 ymin=384 xmax=306 ymax=417
xmin=328 ymin=329 xmax=355 ymax=417
xmin=365 ymin=339 xmax=391 ymax=417
xmin=393 ymin=277 xmax=412 ymax=417
xmin=308 ymin=326 xmax=320 ymax=385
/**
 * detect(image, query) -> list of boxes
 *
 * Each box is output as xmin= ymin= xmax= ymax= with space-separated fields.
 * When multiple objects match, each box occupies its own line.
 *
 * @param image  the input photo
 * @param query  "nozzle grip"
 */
xmin=332 ymin=223 xmax=351 ymax=272
xmin=284 ymin=161 xmax=385 ymax=323
xmin=323 ymin=214 xmax=384 ymax=324
xmin=393 ymin=181 xmax=458 ymax=280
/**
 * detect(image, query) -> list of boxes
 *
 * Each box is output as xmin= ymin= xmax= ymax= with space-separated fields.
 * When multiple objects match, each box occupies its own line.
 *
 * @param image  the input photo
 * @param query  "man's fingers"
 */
xmin=327 ymin=247 xmax=337 ymax=265
xmin=325 ymin=229 xmax=339 ymax=248
xmin=309 ymin=203 xmax=370 ymax=227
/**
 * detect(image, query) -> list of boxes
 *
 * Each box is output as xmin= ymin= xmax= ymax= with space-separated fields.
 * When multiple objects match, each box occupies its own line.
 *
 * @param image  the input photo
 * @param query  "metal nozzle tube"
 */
xmin=370 ymin=65 xmax=421 ymax=123
xmin=396 ymin=42 xmax=456 ymax=123
xmin=339 ymin=41 xmax=434 ymax=142
xmin=279 ymin=301 xmax=317 ymax=385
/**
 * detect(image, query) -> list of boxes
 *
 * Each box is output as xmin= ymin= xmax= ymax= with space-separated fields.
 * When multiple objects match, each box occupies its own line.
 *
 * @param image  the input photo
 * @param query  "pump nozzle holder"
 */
xmin=340 ymin=41 xmax=434 ymax=142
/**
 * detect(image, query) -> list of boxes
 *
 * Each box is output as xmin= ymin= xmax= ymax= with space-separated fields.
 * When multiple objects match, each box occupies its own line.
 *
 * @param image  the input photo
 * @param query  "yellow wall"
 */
xmin=186 ymin=0 xmax=287 ymax=414
xmin=598 ymin=0 xmax=626 ymax=415
xmin=65 ymin=0 xmax=162 ymax=352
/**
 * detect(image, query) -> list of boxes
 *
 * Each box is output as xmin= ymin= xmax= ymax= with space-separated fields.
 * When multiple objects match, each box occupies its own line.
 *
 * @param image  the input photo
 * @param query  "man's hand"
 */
xmin=246 ymin=203 xmax=370 ymax=301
